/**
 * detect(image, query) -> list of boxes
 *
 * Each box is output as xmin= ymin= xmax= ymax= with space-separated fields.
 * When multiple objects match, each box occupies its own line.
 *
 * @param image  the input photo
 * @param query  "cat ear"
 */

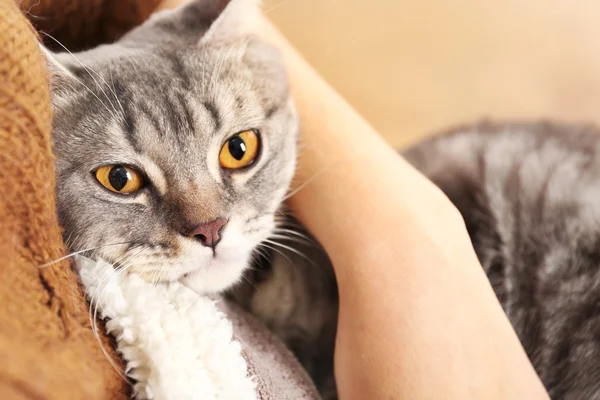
xmin=39 ymin=44 xmax=77 ymax=104
xmin=40 ymin=45 xmax=73 ymax=78
xmin=119 ymin=0 xmax=260 ymax=47
xmin=200 ymin=0 xmax=261 ymax=43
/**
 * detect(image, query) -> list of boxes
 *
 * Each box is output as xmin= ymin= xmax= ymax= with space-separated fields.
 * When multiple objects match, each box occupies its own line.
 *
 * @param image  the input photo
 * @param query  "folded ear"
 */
xmin=119 ymin=0 xmax=260 ymax=48
xmin=201 ymin=0 xmax=261 ymax=43
xmin=39 ymin=44 xmax=78 ymax=106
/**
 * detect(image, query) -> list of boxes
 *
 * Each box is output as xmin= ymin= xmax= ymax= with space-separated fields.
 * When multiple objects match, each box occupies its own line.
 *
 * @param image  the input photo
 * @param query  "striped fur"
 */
xmin=236 ymin=122 xmax=600 ymax=400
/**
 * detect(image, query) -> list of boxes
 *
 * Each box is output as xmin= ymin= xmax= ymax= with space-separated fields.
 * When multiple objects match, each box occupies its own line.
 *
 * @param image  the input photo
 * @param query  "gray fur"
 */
xmin=234 ymin=121 xmax=600 ymax=400
xmin=49 ymin=0 xmax=298 ymax=293
xmin=407 ymin=121 xmax=600 ymax=400
xmin=229 ymin=216 xmax=338 ymax=398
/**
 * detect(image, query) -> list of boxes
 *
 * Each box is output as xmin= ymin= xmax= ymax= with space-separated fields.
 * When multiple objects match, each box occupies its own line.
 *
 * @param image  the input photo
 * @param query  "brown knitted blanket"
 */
xmin=0 ymin=1 xmax=318 ymax=398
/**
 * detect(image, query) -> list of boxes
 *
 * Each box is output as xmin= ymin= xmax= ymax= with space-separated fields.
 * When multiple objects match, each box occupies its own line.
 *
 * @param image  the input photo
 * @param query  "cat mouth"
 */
xmin=180 ymin=252 xmax=253 ymax=294
xmin=105 ymin=238 xmax=254 ymax=289
xmin=153 ymin=253 xmax=241 ymax=282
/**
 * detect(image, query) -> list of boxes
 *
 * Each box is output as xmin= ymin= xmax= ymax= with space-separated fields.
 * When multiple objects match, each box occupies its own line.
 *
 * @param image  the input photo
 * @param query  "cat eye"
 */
xmin=95 ymin=165 xmax=145 ymax=194
xmin=219 ymin=129 xmax=260 ymax=170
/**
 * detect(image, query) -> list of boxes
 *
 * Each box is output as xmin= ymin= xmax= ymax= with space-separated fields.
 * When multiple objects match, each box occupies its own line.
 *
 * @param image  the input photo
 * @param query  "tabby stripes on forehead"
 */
xmin=138 ymin=101 xmax=164 ymax=139
xmin=265 ymin=105 xmax=278 ymax=119
xmin=111 ymin=76 xmax=143 ymax=153
xmin=176 ymin=92 xmax=197 ymax=134
xmin=203 ymin=101 xmax=221 ymax=131
xmin=169 ymin=55 xmax=192 ymax=90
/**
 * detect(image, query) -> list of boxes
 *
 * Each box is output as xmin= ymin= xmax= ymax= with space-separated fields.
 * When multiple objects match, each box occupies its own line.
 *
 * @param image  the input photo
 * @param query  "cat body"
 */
xmin=235 ymin=121 xmax=600 ymax=400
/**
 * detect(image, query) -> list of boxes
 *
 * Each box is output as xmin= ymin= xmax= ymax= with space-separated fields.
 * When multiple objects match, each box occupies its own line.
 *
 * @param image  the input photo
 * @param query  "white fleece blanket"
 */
xmin=75 ymin=255 xmax=257 ymax=400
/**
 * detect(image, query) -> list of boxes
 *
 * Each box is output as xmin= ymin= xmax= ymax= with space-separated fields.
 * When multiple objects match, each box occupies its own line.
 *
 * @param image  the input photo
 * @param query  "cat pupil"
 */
xmin=229 ymin=136 xmax=247 ymax=160
xmin=108 ymin=165 xmax=130 ymax=191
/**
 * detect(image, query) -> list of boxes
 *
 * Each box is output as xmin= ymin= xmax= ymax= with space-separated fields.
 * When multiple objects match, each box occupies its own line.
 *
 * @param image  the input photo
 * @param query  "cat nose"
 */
xmin=188 ymin=218 xmax=228 ymax=248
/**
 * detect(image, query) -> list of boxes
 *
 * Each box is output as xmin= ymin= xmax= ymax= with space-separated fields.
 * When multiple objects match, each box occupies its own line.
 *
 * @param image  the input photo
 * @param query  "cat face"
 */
xmin=48 ymin=0 xmax=298 ymax=293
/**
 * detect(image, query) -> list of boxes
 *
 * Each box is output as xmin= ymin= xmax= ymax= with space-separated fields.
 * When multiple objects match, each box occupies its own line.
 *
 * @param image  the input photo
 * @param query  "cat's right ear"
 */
xmin=39 ymin=44 xmax=77 ymax=106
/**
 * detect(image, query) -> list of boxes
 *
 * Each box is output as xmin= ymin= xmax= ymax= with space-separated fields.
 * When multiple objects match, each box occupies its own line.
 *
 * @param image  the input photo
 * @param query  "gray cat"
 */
xmin=47 ymin=0 xmax=299 ymax=295
xmin=234 ymin=121 xmax=600 ymax=400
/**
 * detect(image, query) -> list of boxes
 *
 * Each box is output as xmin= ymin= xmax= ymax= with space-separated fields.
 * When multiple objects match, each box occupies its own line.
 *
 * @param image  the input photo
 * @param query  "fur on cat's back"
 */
xmin=404 ymin=121 xmax=600 ymax=400
xmin=236 ymin=121 xmax=600 ymax=400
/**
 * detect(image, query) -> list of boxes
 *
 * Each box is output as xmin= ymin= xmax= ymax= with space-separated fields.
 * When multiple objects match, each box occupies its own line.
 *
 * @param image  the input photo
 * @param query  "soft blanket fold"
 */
xmin=76 ymin=256 xmax=257 ymax=400
xmin=76 ymin=254 xmax=320 ymax=399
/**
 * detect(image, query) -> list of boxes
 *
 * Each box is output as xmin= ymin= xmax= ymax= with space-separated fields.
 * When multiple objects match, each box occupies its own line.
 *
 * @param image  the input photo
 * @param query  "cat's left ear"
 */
xmin=119 ymin=0 xmax=260 ymax=47
xmin=200 ymin=0 xmax=261 ymax=43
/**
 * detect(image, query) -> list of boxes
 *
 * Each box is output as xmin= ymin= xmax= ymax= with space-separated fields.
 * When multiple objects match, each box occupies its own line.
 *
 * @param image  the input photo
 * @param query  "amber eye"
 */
xmin=219 ymin=129 xmax=260 ymax=170
xmin=95 ymin=165 xmax=144 ymax=194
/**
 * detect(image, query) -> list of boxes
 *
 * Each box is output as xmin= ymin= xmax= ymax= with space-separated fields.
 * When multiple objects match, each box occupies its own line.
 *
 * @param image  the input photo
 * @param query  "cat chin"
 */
xmin=179 ymin=255 xmax=250 ymax=295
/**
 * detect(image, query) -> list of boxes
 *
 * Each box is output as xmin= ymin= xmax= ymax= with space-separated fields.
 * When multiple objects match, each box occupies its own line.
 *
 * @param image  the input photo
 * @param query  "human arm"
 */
xmin=253 ymin=15 xmax=550 ymax=400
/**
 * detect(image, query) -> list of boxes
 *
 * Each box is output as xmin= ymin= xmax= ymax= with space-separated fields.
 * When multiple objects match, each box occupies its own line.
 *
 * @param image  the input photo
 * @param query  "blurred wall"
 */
xmin=265 ymin=0 xmax=600 ymax=148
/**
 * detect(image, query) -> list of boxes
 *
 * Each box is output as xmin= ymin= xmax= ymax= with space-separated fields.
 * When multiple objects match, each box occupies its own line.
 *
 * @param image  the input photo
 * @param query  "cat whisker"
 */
xmin=39 ymin=241 xmax=135 ymax=268
xmin=263 ymin=239 xmax=319 ymax=269
xmin=258 ymin=242 xmax=296 ymax=270
xmin=63 ymin=232 xmax=75 ymax=249
xmin=272 ymin=227 xmax=313 ymax=242
xmin=249 ymin=248 xmax=272 ymax=274
xmin=268 ymin=233 xmax=313 ymax=247
xmin=244 ymin=265 xmax=265 ymax=273
xmin=242 ymin=274 xmax=259 ymax=290
xmin=143 ymin=260 xmax=161 ymax=287
xmin=263 ymin=0 xmax=293 ymax=15
xmin=273 ymin=214 xmax=313 ymax=231
xmin=149 ymin=267 xmax=161 ymax=287
xmin=158 ymin=266 xmax=174 ymax=287
xmin=282 ymin=164 xmax=331 ymax=202
xmin=87 ymin=257 xmax=137 ymax=384
xmin=151 ymin=264 xmax=169 ymax=287
xmin=88 ymin=246 xmax=146 ymax=381
xmin=252 ymin=246 xmax=272 ymax=262
xmin=39 ymin=32 xmax=125 ymax=122
xmin=41 ymin=32 xmax=122 ymax=112
xmin=88 ymin=249 xmax=139 ymax=327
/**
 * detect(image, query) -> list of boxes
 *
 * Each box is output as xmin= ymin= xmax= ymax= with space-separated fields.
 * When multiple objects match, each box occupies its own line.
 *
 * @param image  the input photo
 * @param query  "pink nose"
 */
xmin=188 ymin=218 xmax=228 ymax=248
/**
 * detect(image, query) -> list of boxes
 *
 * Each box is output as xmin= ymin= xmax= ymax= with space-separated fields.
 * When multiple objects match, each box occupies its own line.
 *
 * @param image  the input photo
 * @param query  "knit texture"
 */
xmin=0 ymin=0 xmax=158 ymax=398
xmin=19 ymin=0 xmax=162 ymax=51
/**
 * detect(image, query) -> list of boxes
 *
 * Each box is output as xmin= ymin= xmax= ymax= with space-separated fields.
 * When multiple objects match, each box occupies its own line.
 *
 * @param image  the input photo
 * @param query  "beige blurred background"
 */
xmin=264 ymin=0 xmax=600 ymax=148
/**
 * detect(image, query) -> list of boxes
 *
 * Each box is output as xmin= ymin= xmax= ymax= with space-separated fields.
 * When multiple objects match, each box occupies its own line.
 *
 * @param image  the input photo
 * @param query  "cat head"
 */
xmin=46 ymin=0 xmax=298 ymax=293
